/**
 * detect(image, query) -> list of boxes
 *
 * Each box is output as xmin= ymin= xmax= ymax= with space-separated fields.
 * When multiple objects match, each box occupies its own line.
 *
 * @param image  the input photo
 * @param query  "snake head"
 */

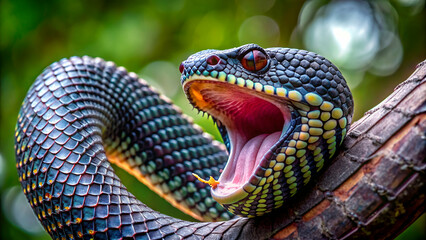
xmin=180 ymin=44 xmax=353 ymax=217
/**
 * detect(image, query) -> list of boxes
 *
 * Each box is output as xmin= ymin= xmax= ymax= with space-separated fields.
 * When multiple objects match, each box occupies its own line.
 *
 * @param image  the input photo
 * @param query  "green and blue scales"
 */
xmin=15 ymin=44 xmax=353 ymax=239
xmin=180 ymin=44 xmax=353 ymax=217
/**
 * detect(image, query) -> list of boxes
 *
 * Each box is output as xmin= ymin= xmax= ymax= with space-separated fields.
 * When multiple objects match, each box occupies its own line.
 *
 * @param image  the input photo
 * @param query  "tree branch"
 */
xmin=230 ymin=61 xmax=425 ymax=239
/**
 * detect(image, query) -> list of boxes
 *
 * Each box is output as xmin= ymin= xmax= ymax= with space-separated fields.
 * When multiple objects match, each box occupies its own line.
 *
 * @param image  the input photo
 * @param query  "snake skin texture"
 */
xmin=15 ymin=45 xmax=353 ymax=239
xmin=15 ymin=56 xmax=238 ymax=239
xmin=180 ymin=44 xmax=353 ymax=217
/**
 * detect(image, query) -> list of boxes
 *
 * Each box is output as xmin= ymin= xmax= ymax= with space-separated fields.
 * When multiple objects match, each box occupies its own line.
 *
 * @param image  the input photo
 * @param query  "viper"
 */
xmin=15 ymin=44 xmax=353 ymax=239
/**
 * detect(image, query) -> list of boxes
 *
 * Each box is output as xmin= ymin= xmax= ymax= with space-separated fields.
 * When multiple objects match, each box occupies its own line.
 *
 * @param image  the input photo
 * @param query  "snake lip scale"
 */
xmin=15 ymin=43 xmax=353 ymax=239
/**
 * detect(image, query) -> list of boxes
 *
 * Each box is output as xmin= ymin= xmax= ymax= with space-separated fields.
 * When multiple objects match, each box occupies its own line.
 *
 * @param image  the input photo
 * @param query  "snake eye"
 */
xmin=241 ymin=50 xmax=268 ymax=72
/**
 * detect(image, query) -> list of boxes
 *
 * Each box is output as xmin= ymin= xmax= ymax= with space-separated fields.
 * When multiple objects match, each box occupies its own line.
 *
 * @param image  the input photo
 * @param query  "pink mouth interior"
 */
xmin=189 ymin=82 xmax=289 ymax=197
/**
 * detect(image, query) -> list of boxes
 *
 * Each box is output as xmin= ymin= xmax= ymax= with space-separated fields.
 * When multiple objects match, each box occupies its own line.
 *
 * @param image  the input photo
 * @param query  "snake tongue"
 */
xmin=215 ymin=131 xmax=281 ymax=196
xmin=184 ymin=80 xmax=290 ymax=203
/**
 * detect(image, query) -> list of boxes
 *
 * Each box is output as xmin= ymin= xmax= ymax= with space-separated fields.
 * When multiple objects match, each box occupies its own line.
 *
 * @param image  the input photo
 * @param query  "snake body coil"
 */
xmin=15 ymin=44 xmax=353 ymax=239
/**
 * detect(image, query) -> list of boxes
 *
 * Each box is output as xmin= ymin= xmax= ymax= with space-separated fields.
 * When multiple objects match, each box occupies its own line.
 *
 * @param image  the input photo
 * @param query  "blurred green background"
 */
xmin=0 ymin=0 xmax=424 ymax=239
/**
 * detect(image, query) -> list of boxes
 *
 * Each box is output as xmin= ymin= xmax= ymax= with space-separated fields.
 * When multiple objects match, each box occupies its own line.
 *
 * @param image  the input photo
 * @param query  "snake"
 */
xmin=15 ymin=44 xmax=353 ymax=239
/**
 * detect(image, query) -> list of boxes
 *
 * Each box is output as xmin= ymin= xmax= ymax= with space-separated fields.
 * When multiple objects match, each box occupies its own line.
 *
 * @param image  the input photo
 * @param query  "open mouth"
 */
xmin=184 ymin=79 xmax=292 ymax=204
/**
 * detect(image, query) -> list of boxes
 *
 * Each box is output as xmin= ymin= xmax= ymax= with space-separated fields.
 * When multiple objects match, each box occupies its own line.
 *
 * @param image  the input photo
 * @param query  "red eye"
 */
xmin=241 ymin=50 xmax=268 ymax=72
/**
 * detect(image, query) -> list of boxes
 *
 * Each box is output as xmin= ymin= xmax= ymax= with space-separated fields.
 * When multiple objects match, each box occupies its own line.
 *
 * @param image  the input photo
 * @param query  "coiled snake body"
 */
xmin=15 ymin=44 xmax=353 ymax=239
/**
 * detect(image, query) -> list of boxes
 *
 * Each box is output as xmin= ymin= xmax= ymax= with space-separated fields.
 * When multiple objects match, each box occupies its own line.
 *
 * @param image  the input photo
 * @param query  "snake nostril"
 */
xmin=207 ymin=55 xmax=221 ymax=66
xmin=179 ymin=63 xmax=185 ymax=73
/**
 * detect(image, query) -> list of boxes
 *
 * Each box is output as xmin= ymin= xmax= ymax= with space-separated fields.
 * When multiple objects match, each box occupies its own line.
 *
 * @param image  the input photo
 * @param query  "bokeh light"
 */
xmin=369 ymin=31 xmax=403 ymax=76
xmin=151 ymin=0 xmax=185 ymax=13
xmin=239 ymin=15 xmax=280 ymax=47
xmin=0 ymin=153 xmax=4 ymax=188
xmin=188 ymin=12 xmax=227 ymax=50
xmin=299 ymin=0 xmax=404 ymax=87
xmin=237 ymin=0 xmax=276 ymax=15
xmin=140 ymin=61 xmax=182 ymax=97
xmin=2 ymin=186 xmax=44 ymax=234
xmin=304 ymin=0 xmax=381 ymax=70
xmin=397 ymin=0 xmax=425 ymax=14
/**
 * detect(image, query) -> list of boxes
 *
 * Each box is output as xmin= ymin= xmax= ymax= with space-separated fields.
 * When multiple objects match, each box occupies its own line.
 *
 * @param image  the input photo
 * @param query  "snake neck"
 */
xmin=15 ymin=57 xmax=239 ymax=239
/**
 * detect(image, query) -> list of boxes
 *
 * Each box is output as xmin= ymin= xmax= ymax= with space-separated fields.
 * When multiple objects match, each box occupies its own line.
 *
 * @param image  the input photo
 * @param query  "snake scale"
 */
xmin=15 ymin=44 xmax=353 ymax=239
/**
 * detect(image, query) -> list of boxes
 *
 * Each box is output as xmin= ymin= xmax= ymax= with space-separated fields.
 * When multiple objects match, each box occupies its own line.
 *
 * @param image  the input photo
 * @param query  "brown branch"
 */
xmin=230 ymin=61 xmax=425 ymax=239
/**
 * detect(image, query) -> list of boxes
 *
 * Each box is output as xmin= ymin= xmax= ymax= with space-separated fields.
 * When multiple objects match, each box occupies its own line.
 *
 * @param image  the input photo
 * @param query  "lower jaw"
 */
xmin=211 ymin=132 xmax=282 ymax=204
xmin=184 ymin=80 xmax=290 ymax=206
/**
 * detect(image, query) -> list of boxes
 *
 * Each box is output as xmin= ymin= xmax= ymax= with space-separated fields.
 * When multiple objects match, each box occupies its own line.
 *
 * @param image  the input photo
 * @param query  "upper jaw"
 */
xmin=183 ymin=76 xmax=292 ymax=204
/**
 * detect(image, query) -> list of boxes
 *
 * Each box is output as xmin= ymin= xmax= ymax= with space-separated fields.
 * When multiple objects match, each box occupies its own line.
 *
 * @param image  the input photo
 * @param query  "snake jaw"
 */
xmin=184 ymin=77 xmax=292 ymax=205
xmin=181 ymin=45 xmax=353 ymax=217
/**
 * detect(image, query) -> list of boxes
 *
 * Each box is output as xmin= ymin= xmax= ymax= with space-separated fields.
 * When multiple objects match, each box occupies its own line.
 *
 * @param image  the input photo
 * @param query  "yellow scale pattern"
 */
xmin=187 ymin=73 xmax=350 ymax=217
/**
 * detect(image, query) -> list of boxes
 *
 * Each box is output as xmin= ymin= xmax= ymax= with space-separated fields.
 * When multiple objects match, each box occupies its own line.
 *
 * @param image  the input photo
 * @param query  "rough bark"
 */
xmin=230 ymin=61 xmax=425 ymax=239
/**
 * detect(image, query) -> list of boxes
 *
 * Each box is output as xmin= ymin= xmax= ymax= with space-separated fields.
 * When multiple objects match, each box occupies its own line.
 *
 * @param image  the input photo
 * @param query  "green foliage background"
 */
xmin=0 ymin=0 xmax=424 ymax=239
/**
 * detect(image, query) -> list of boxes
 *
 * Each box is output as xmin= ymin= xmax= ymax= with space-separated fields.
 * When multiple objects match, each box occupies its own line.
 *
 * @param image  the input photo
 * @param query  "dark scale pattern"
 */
xmin=15 ymin=56 xmax=239 ymax=239
xmin=268 ymin=48 xmax=353 ymax=116
xmin=180 ymin=44 xmax=353 ymax=217
xmin=181 ymin=45 xmax=353 ymax=119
